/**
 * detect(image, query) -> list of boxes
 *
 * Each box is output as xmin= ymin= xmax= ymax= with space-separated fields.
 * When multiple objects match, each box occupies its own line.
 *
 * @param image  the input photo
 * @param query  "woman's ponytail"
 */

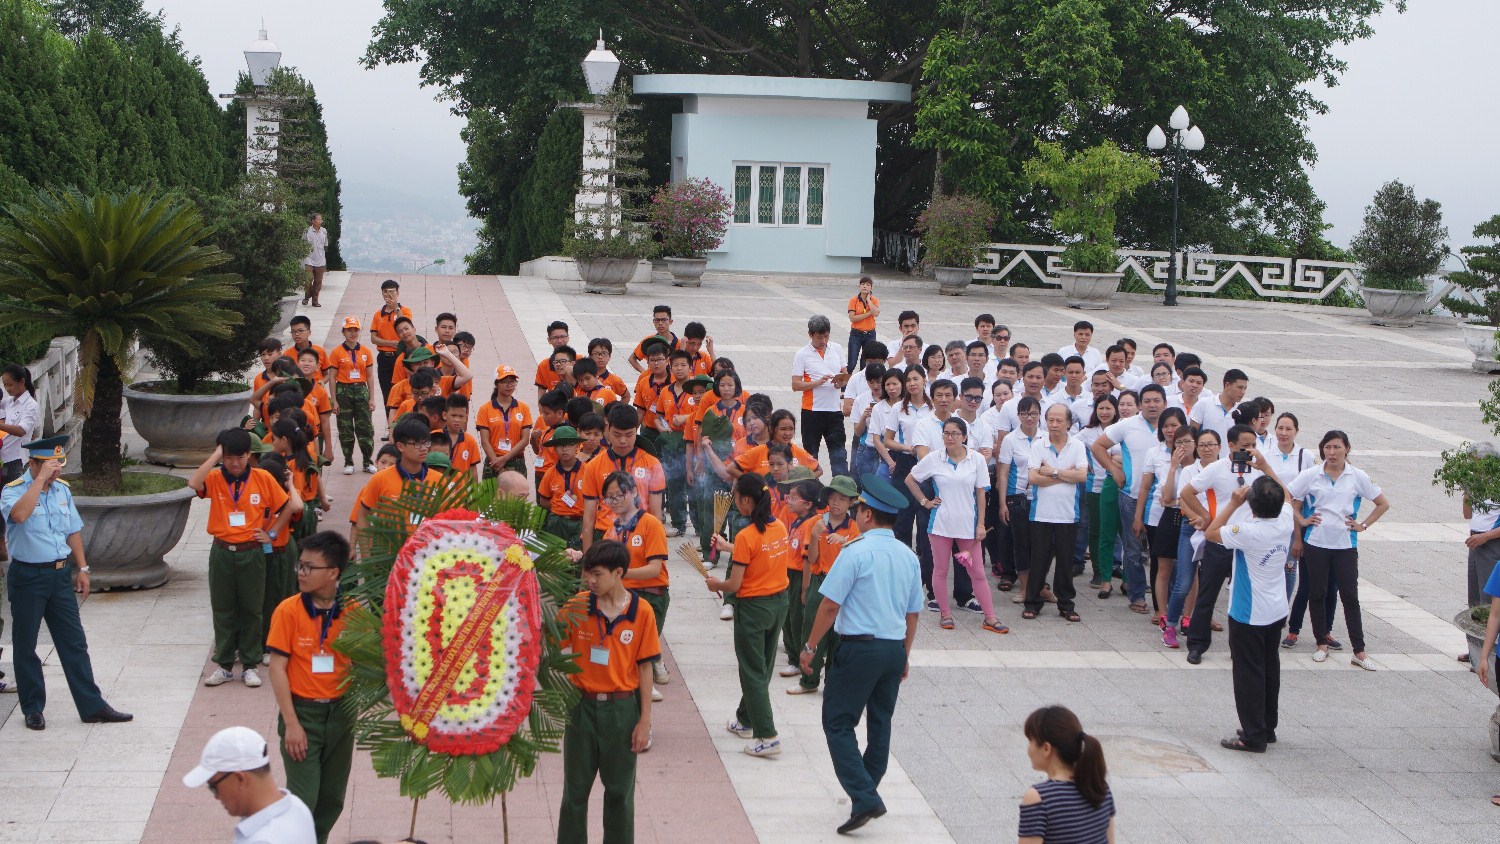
xmin=1023 ymin=705 xmax=1109 ymax=809
xmin=735 ymin=473 xmax=774 ymax=529
xmin=270 ymin=418 xmax=311 ymax=473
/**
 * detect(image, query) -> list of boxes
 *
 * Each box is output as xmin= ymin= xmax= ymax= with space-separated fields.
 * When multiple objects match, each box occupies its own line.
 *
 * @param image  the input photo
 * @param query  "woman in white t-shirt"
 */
xmin=997 ymin=396 xmax=1045 ymax=596
xmin=851 ymin=365 xmax=891 ymax=481
xmin=1165 ymin=428 xmax=1220 ymax=638
xmin=883 ymin=365 xmax=932 ymax=548
xmin=1078 ymin=395 xmax=1119 ymax=598
xmin=908 ymin=417 xmax=1006 ymax=634
xmin=1023 ymin=404 xmax=1088 ymax=621
xmin=869 ymin=369 xmax=906 ymax=482
xmin=1271 ymin=412 xmax=1325 ymax=649
xmin=1287 ymin=430 xmax=1390 ymax=670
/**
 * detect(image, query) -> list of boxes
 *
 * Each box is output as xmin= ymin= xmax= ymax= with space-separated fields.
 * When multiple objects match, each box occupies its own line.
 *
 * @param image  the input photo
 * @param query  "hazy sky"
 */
xmin=152 ymin=1 xmax=1496 ymax=251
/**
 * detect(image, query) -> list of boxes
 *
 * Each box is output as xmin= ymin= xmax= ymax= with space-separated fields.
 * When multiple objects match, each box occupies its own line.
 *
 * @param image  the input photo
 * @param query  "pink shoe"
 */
xmin=1162 ymin=626 xmax=1180 ymax=649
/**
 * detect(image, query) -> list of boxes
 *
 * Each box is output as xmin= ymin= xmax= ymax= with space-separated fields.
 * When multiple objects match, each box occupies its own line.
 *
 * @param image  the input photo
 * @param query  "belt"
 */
xmin=213 ymin=538 xmax=262 ymax=553
xmin=15 ymin=558 xmax=68 ymax=569
xmin=292 ymin=694 xmax=342 ymax=706
xmin=632 ymin=586 xmax=666 ymax=596
xmin=840 ymin=634 xmax=876 ymax=642
xmin=582 ymin=690 xmax=637 ymax=702
xmin=377 ymin=350 xmax=397 ymax=357
xmin=1007 ymin=493 xmax=1029 ymax=504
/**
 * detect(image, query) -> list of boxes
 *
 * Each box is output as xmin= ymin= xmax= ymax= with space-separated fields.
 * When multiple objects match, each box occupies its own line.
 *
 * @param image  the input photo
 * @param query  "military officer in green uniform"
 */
xmin=1 ymin=436 xmax=132 ymax=730
xmin=801 ymin=474 xmax=923 ymax=835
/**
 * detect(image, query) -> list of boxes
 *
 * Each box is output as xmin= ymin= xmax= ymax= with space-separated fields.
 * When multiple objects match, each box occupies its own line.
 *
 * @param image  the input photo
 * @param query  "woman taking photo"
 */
xmin=1133 ymin=407 xmax=1188 ymax=623
xmin=1079 ymin=395 xmax=1120 ymax=598
xmin=1025 ymin=404 xmax=1089 ymax=622
xmin=1288 ymin=431 xmax=1390 ymax=670
xmin=1150 ymin=423 xmax=1197 ymax=647
xmin=1019 ymin=705 xmax=1115 ymax=844
xmin=907 ymin=417 xmax=1007 ymax=634
xmin=707 ymin=473 xmax=791 ymax=757
xmin=1165 ymin=428 xmax=1220 ymax=640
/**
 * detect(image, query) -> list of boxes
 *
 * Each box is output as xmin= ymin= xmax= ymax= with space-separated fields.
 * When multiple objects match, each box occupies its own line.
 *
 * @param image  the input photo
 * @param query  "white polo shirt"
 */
xmin=1077 ymin=426 xmax=1107 ymax=494
xmin=1056 ymin=344 xmax=1104 ymax=373
xmin=1189 ymin=398 xmax=1241 ymax=458
xmin=0 ymin=389 xmax=41 ymax=465
xmin=1222 ymin=506 xmax=1295 ymax=625
xmin=995 ymin=393 xmax=1055 ymax=435
xmin=884 ymin=401 xmax=933 ymax=447
xmin=911 ymin=413 xmax=958 ymax=457
xmin=1140 ymin=443 xmax=1175 ymax=527
xmin=1471 ymin=502 xmax=1500 ymax=533
xmin=910 ymin=448 xmax=990 ymax=539
xmin=1101 ymin=415 xmax=1160 ymax=498
xmin=1287 ymin=462 xmax=1383 ymax=550
xmin=959 ymin=413 xmax=997 ymax=463
xmin=1266 ymin=444 xmax=1313 ymax=485
xmin=791 ymin=341 xmax=846 ymax=413
xmin=997 ymin=429 xmax=1042 ymax=497
xmin=1026 ymin=436 xmax=1086 ymax=523
xmin=234 ymin=790 xmax=316 ymax=844
xmin=1187 ymin=457 xmax=1263 ymax=522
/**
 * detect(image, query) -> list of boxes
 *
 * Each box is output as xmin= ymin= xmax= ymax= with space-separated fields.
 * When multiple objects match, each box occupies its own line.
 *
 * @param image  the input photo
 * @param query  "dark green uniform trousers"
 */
xmin=822 ymin=638 xmax=907 ymax=816
xmin=334 ymin=382 xmax=375 ymax=466
xmin=279 ymin=698 xmax=355 ymax=844
xmin=558 ymin=696 xmax=640 ymax=844
xmin=632 ymin=588 xmax=669 ymax=637
xmin=6 ymin=561 xmax=106 ymax=717
xmin=209 ymin=544 xmax=266 ymax=669
xmin=659 ymin=434 xmax=688 ymax=533
xmin=797 ymin=572 xmax=837 ymax=690
xmin=733 ymin=591 xmax=786 ymax=739
xmin=261 ymin=539 xmax=299 ymax=646
xmin=782 ymin=570 xmax=805 ymax=667
xmin=545 ymin=513 xmax=584 ymax=550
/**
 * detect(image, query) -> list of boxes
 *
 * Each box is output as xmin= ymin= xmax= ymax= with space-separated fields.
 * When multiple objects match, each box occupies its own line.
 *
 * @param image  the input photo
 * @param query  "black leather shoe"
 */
xmin=1186 ymin=650 xmax=1203 ymax=665
xmin=837 ymin=807 xmax=886 ymax=835
xmin=82 ymin=705 xmax=134 ymax=724
xmin=1237 ymin=728 xmax=1277 ymax=744
xmin=24 ymin=712 xmax=45 ymax=731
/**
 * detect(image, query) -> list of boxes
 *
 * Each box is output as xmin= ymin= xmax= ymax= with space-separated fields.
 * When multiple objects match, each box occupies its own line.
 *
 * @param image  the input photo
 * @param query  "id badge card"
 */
xmin=497 ymin=438 xmax=512 ymax=452
xmin=533 ymin=455 xmax=545 ymax=468
xmin=228 ymin=511 xmax=248 ymax=528
xmin=589 ymin=646 xmax=610 ymax=666
xmin=561 ymin=491 xmax=578 ymax=508
xmin=350 ymin=368 xmax=361 ymax=380
xmin=311 ymin=652 xmax=335 ymax=674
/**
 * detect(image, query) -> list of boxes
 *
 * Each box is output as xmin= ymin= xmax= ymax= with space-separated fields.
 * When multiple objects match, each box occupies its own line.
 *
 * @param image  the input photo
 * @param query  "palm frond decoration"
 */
xmin=333 ymin=476 xmax=581 ymax=808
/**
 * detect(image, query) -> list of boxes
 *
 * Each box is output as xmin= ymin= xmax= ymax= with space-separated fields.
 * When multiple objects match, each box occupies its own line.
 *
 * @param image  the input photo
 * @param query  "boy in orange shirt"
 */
xmin=326 ymin=316 xmax=376 ymax=475
xmin=579 ymin=405 xmax=666 ymax=550
xmin=294 ymin=347 xmax=334 ymax=463
xmin=443 ymin=394 xmax=483 ymax=482
xmin=530 ymin=388 xmax=569 ymax=494
xmin=571 ymin=358 xmax=620 ymax=407
xmin=352 ymin=420 xmax=443 ymax=555
xmin=189 ymin=428 xmax=300 ymax=689
xmin=534 ymin=320 xmax=570 ymax=395
xmin=370 ymin=279 xmax=412 ymax=406
xmin=537 ymin=426 xmax=586 ymax=549
xmin=587 ymin=338 xmax=631 ymax=398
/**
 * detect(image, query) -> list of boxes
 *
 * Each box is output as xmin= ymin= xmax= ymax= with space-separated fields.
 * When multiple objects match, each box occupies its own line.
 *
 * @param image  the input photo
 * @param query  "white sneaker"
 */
xmin=651 ymin=687 xmax=663 ymax=702
xmin=242 ymin=668 xmax=262 ymax=688
xmin=204 ymin=668 xmax=234 ymax=687
xmin=744 ymin=738 xmax=781 ymax=757
xmin=1312 ymin=649 xmax=1329 ymax=663
xmin=261 ymin=654 xmax=270 ymax=666
xmin=726 ymin=718 xmax=753 ymax=739
xmin=342 ymin=465 xmax=355 ymax=475
xmin=1350 ymin=655 xmax=1378 ymax=671
xmin=653 ymin=662 xmax=671 ymax=685
xmin=644 ymin=728 xmax=653 ymax=751
xmin=778 ymin=666 xmax=802 ymax=678
xmin=720 ymin=604 xmax=735 ymax=621
xmin=364 ymin=464 xmax=377 ymax=474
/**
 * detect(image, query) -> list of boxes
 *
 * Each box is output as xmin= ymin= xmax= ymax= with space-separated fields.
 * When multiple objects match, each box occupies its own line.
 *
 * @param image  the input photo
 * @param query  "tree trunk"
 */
xmin=83 ymin=354 xmax=124 ymax=490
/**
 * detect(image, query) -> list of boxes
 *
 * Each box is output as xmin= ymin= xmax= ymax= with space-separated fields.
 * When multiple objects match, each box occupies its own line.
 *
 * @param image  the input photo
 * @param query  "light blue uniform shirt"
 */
xmin=1 ymin=470 xmax=85 ymax=562
xmin=817 ymin=528 xmax=924 ymax=640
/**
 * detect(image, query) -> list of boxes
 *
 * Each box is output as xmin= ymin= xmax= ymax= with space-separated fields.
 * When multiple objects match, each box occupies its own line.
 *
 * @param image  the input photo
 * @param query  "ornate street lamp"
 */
xmin=1146 ymin=105 xmax=1205 ymax=306
xmin=581 ymin=31 xmax=621 ymax=97
xmin=244 ymin=26 xmax=281 ymax=88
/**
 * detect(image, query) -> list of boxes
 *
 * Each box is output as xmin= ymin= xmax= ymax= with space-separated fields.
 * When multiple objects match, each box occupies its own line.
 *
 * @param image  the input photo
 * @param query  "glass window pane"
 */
xmin=807 ymin=167 xmax=825 ymax=226
xmin=757 ymin=166 xmax=777 ymax=224
xmin=733 ymin=165 xmax=751 ymax=224
xmin=781 ymin=166 xmax=802 ymax=225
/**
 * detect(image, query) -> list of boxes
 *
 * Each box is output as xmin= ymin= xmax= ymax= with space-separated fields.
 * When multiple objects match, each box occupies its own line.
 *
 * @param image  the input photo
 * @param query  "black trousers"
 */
xmin=890 ymin=452 xmax=920 ymax=548
xmin=915 ymin=479 xmax=972 ymax=603
xmin=1304 ymin=545 xmax=1365 ymax=653
xmin=1228 ymin=616 xmax=1284 ymax=749
xmin=801 ymin=409 xmax=849 ymax=477
xmin=1186 ymin=541 xmax=1232 ymax=654
xmin=1026 ymin=521 xmax=1078 ymax=614
xmin=995 ymin=494 xmax=1031 ymax=580
xmin=983 ymin=467 xmax=1004 ymax=575
xmin=376 ymin=350 xmax=397 ymax=408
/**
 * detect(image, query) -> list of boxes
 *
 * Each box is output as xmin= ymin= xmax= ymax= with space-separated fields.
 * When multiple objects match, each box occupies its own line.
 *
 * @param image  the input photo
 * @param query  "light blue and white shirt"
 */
xmin=1287 ymin=462 xmax=1383 ymax=550
xmin=1222 ymin=506 xmax=1295 ymax=626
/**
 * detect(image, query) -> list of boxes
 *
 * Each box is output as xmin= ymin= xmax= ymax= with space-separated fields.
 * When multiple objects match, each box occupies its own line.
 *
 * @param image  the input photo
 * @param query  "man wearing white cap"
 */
xmin=184 ymin=726 xmax=315 ymax=844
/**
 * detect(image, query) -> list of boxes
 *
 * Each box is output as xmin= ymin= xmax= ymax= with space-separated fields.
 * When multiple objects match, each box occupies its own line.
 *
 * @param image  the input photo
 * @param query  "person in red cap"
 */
xmin=326 ymin=317 xmax=377 ymax=474
xmin=477 ymin=364 xmax=534 ymax=479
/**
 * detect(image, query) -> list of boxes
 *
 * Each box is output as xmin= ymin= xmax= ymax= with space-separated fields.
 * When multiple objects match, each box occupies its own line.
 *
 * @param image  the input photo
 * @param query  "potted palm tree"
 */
xmin=1350 ymin=180 xmax=1448 ymax=327
xmin=1024 ymin=141 xmax=1160 ymax=309
xmin=916 ymin=194 xmax=996 ymax=296
xmin=0 ymin=188 xmax=243 ymax=588
xmin=647 ymin=177 xmax=732 ymax=287
xmin=564 ymin=87 xmax=655 ymax=294
xmin=1443 ymin=214 xmax=1500 ymax=372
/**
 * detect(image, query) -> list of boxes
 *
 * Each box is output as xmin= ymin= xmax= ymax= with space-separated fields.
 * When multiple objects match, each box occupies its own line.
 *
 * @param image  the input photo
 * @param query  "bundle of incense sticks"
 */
xmin=713 ymin=490 xmax=733 ymax=538
xmin=676 ymin=542 xmax=721 ymax=603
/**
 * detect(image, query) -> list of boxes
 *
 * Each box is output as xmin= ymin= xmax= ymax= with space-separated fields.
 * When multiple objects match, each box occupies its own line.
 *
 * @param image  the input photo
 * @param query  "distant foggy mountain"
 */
xmin=341 ymin=180 xmax=471 ymax=223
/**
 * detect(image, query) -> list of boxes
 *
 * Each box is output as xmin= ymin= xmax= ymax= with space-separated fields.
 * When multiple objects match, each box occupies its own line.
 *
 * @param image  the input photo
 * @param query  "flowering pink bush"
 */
xmin=648 ymin=177 xmax=732 ymax=258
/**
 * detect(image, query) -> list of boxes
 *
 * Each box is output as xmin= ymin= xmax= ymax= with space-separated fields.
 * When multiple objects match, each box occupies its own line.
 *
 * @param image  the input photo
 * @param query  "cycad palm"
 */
xmin=0 ymin=188 xmax=242 ymax=489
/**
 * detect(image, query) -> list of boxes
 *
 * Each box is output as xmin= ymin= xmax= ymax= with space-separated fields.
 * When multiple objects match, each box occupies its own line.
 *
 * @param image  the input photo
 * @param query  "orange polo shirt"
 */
xmin=535 ymin=359 xmax=561 ymax=393
xmin=201 ymin=467 xmax=289 ymax=544
xmin=328 ymin=342 xmax=375 ymax=386
xmin=579 ymin=447 xmax=667 ymax=532
xmin=267 ymin=594 xmax=351 ymax=700
xmin=785 ymin=513 xmax=818 ymax=572
xmin=532 ymin=420 xmax=557 ymax=477
xmin=813 ymin=513 xmax=860 ymax=576
xmin=848 ymin=294 xmax=878 ymax=332
xmin=475 ymin=398 xmax=534 ymax=459
xmin=655 ymin=386 xmax=700 ymax=435
xmin=294 ymin=466 xmax=320 ymax=505
xmin=575 ymin=383 xmax=620 ymax=407
xmin=732 ymin=443 xmax=820 ymax=477
xmin=539 ymin=460 xmax=586 ymax=517
xmin=448 ymin=431 xmax=483 ymax=474
xmin=633 ymin=372 xmax=672 ymax=431
xmin=731 ymin=520 xmax=792 ymax=598
xmin=370 ymin=304 xmax=413 ymax=347
xmin=598 ymin=369 xmax=629 ymax=399
xmin=613 ymin=511 xmax=669 ymax=589
xmin=686 ymin=349 xmax=713 ymax=377
xmin=352 ymin=464 xmax=443 ymax=523
xmin=558 ymin=591 xmax=660 ymax=695
xmin=282 ymin=343 xmax=331 ymax=375
xmin=688 ymin=398 xmax=746 ymax=445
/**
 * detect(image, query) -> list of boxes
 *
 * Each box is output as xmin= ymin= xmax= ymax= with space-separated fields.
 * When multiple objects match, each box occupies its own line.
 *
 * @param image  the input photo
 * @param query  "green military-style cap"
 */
xmin=424 ymin=451 xmax=452 ymax=469
xmin=821 ymin=474 xmax=859 ymax=505
xmin=544 ymin=426 xmax=582 ymax=447
xmin=404 ymin=346 xmax=436 ymax=363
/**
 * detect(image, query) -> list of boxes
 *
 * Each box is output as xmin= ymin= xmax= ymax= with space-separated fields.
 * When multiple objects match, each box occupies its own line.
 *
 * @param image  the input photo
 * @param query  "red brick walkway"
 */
xmin=141 ymin=274 xmax=756 ymax=843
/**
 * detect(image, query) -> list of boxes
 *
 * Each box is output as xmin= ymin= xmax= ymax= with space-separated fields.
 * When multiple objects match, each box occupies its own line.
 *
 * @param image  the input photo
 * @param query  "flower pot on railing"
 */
xmin=934 ymin=266 xmax=973 ymax=296
xmin=1460 ymin=323 xmax=1500 ymax=373
xmin=1058 ymin=270 xmax=1122 ymax=310
xmin=665 ymin=257 xmax=709 ymax=287
xmin=1360 ymin=286 xmax=1427 ymax=327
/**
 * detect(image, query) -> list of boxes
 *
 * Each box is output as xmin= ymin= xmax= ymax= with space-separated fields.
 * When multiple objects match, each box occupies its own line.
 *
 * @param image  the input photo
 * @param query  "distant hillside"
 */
xmin=341 ymin=180 xmax=470 ymax=223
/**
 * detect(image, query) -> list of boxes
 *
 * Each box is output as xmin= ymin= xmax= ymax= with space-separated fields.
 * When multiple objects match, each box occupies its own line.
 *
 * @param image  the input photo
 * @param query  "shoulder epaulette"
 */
xmin=843 ymin=534 xmax=864 ymax=545
xmin=4 ymin=477 xmax=24 ymax=487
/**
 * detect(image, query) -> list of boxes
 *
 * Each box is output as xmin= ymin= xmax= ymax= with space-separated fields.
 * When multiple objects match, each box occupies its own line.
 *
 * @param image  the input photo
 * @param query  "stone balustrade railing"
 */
xmin=25 ymin=337 xmax=84 ymax=463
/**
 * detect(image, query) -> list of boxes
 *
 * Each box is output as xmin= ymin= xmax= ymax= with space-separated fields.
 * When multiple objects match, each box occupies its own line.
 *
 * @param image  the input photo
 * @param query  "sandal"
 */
xmin=939 ymin=616 xmax=955 ymax=630
xmin=1129 ymin=602 xmax=1150 ymax=614
xmin=1211 ymin=620 xmax=1224 ymax=632
xmin=998 ymin=579 xmax=1014 ymax=592
xmin=1492 ymin=794 xmax=1500 ymax=807
xmin=1219 ymin=736 xmax=1266 ymax=753
xmin=1063 ymin=611 xmax=1082 ymax=623
xmin=982 ymin=619 xmax=1010 ymax=635
xmin=1097 ymin=585 xmax=1112 ymax=599
xmin=1021 ymin=610 xmax=1038 ymax=620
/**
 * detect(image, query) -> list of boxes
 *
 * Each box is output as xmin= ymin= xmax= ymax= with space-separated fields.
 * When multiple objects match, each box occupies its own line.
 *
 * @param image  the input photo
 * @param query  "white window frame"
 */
xmin=731 ymin=161 xmax=827 ymax=229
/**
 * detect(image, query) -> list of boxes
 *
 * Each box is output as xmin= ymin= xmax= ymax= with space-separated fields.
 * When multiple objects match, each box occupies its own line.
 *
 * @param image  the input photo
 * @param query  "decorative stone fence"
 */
xmin=26 ymin=337 xmax=84 ymax=463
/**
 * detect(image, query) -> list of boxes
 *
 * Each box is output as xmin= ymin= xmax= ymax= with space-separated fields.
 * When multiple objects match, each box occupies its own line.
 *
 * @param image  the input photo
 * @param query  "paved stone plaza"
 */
xmin=2 ymin=270 xmax=1499 ymax=842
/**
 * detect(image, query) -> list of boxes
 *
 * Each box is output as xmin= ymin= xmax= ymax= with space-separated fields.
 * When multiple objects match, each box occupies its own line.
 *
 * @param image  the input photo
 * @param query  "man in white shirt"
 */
xmin=1100 ymin=344 xmax=1145 ymax=394
xmin=1119 ymin=337 xmax=1147 ymax=382
xmin=996 ymin=361 xmax=1053 ymax=433
xmin=886 ymin=310 xmax=921 ymax=367
xmin=890 ymin=333 xmax=922 ymax=373
xmin=1208 ymin=475 xmax=1294 ymax=753
xmin=991 ymin=323 xmax=1013 ymax=364
xmin=1057 ymin=356 xmax=1092 ymax=431
xmin=974 ymin=313 xmax=996 ymax=348
xmin=1038 ymin=353 xmax=1066 ymax=399
xmin=842 ymin=341 xmax=889 ymax=417
xmin=1152 ymin=342 xmax=1176 ymax=370
xmin=184 ymin=726 xmax=316 ymax=844
xmin=792 ymin=315 xmax=850 ymax=476
xmin=937 ymin=341 xmax=969 ymax=384
xmin=964 ymin=342 xmax=996 ymax=407
xmin=1055 ymin=320 xmax=1104 ymax=374
xmin=1170 ymin=365 xmax=1213 ymax=418
xmin=1189 ymin=368 xmax=1248 ymax=457
xmin=1088 ymin=383 xmax=1168 ymax=612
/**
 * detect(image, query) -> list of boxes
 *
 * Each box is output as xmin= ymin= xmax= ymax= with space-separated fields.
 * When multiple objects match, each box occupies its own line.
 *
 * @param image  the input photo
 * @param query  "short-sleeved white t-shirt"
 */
xmin=961 ymin=413 xmax=997 ymax=464
xmin=910 ymin=448 xmax=990 ymax=539
xmin=1471 ymin=501 xmax=1500 ymax=534
xmin=1139 ymin=443 xmax=1175 ymax=527
xmin=1266 ymin=444 xmax=1314 ymax=485
xmin=1187 ymin=458 xmax=1263 ymax=523
xmin=1076 ymin=426 xmax=1107 ymax=494
xmin=997 ymin=429 xmax=1043 ymax=496
xmin=1056 ymin=344 xmax=1104 ymax=374
xmin=1189 ymin=398 xmax=1241 ymax=458
xmin=1287 ymin=462 xmax=1383 ymax=550
xmin=884 ymin=401 xmax=933 ymax=447
xmin=791 ymin=342 xmax=847 ymax=412
xmin=996 ymin=393 xmax=1055 ymax=435
xmin=1222 ymin=506 xmax=1295 ymax=625
xmin=1026 ymin=436 xmax=1086 ymax=524
xmin=1101 ymin=415 xmax=1160 ymax=498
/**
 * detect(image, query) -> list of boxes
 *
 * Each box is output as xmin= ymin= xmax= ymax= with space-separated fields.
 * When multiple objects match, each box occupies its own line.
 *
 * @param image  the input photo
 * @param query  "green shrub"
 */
xmin=1350 ymin=180 xmax=1447 ymax=291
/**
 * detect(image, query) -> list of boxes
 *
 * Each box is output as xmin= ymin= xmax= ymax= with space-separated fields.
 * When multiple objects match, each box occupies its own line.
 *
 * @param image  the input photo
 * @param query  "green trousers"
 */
xmin=558 ymin=697 xmax=640 ymax=844
xmin=660 ymin=433 xmax=688 ymax=533
xmin=209 ymin=544 xmax=267 ymax=669
xmin=633 ymin=588 xmax=670 ymax=637
xmin=545 ymin=513 xmax=584 ymax=550
xmin=334 ymin=382 xmax=374 ymax=466
xmin=799 ymin=572 xmax=838 ymax=690
xmin=1094 ymin=479 xmax=1120 ymax=582
xmin=695 ymin=473 xmax=731 ymax=560
xmin=279 ymin=698 xmax=355 ymax=844
xmin=294 ymin=503 xmax=320 ymax=542
xmin=782 ymin=570 xmax=805 ymax=667
xmin=733 ymin=591 xmax=786 ymax=739
xmin=482 ymin=457 xmax=527 ymax=480
xmin=261 ymin=538 xmax=300 ymax=646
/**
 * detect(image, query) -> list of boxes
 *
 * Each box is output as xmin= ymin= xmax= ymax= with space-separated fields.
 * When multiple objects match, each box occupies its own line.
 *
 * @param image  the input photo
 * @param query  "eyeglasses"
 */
xmin=1019 ymin=411 xmax=1041 ymax=418
xmin=603 ymin=491 xmax=630 ymax=503
xmin=995 ymin=334 xmax=1010 ymax=342
xmin=296 ymin=564 xmax=337 ymax=575
xmin=942 ymin=430 xmax=964 ymax=437
xmin=208 ymin=772 xmax=230 ymax=796
xmin=962 ymin=394 xmax=983 ymax=402
xmin=397 ymin=441 xmax=432 ymax=451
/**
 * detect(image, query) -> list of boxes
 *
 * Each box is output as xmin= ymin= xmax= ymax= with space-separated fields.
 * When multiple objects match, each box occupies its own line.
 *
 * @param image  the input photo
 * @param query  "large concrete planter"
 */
xmin=578 ymin=258 xmax=638 ymax=295
xmin=1360 ymin=286 xmax=1426 ymax=327
xmin=1057 ymin=270 xmax=1122 ymax=310
xmin=272 ymin=294 xmax=300 ymax=337
xmin=1455 ymin=608 xmax=1500 ymax=762
xmin=1460 ymin=323 xmax=1500 ymax=373
xmin=125 ymin=381 xmax=253 ymax=467
xmin=934 ymin=266 xmax=973 ymax=296
xmin=76 ymin=475 xmax=195 ymax=590
xmin=665 ymin=257 xmax=709 ymax=287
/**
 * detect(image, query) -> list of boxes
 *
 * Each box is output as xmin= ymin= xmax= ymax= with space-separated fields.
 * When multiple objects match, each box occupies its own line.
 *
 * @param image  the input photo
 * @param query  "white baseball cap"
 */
xmin=182 ymin=726 xmax=271 ymax=788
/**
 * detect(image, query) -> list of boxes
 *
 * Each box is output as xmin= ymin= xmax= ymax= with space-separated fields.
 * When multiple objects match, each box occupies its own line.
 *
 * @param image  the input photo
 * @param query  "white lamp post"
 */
xmin=245 ymin=26 xmax=281 ymax=87
xmin=1147 ymin=105 xmax=1206 ymax=306
xmin=573 ymin=32 xmax=623 ymax=233
xmin=581 ymin=31 xmax=621 ymax=97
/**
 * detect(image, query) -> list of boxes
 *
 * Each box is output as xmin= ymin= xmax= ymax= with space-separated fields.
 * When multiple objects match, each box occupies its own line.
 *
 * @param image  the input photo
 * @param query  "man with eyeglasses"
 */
xmin=990 ymin=324 xmax=1013 ymax=367
xmin=535 ymin=320 xmax=571 ymax=395
xmin=629 ymin=305 xmax=680 ymax=373
xmin=352 ymin=419 xmax=441 ymax=555
xmin=184 ymin=725 xmax=315 ymax=843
